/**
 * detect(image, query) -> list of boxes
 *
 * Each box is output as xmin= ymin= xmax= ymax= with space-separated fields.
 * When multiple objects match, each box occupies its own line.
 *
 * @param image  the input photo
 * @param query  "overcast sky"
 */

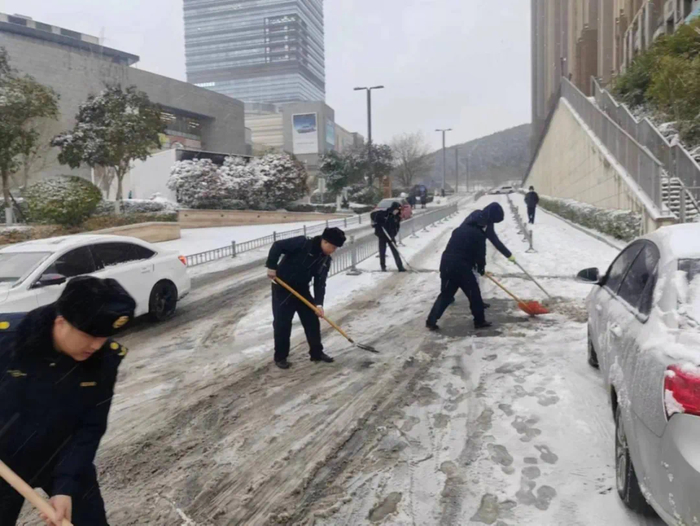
xmin=3 ymin=0 xmax=531 ymax=150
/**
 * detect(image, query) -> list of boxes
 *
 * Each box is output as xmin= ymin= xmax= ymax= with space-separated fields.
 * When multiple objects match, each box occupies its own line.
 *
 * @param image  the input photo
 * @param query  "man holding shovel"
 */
xmin=0 ymin=276 xmax=135 ymax=526
xmin=371 ymin=201 xmax=405 ymax=272
xmin=266 ymin=227 xmax=346 ymax=370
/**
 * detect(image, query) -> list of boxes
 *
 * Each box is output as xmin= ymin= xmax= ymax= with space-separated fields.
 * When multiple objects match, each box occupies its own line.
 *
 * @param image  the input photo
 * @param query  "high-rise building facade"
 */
xmin=184 ymin=0 xmax=325 ymax=104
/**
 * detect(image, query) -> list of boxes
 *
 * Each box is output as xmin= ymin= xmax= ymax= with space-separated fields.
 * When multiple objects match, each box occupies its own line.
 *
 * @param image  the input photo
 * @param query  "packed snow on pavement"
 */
xmin=18 ymin=195 xmax=665 ymax=525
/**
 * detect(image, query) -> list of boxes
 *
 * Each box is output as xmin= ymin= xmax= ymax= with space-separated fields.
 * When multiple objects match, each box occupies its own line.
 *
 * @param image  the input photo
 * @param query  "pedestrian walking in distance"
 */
xmin=525 ymin=186 xmax=540 ymax=224
xmin=426 ymin=202 xmax=515 ymax=331
xmin=371 ymin=201 xmax=405 ymax=272
xmin=266 ymin=227 xmax=346 ymax=370
xmin=0 ymin=276 xmax=136 ymax=526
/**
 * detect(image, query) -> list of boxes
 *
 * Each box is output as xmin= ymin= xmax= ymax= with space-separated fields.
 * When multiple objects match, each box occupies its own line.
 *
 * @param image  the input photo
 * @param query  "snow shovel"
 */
xmin=272 ymin=277 xmax=379 ymax=353
xmin=382 ymin=227 xmax=414 ymax=271
xmin=514 ymin=261 xmax=553 ymax=299
xmin=0 ymin=459 xmax=73 ymax=526
xmin=484 ymin=273 xmax=550 ymax=316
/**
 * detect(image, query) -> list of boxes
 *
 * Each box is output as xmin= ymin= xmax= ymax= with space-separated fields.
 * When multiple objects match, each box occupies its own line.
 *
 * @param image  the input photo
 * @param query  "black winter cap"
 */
xmin=389 ymin=201 xmax=401 ymax=211
xmin=56 ymin=276 xmax=136 ymax=337
xmin=322 ymin=227 xmax=346 ymax=247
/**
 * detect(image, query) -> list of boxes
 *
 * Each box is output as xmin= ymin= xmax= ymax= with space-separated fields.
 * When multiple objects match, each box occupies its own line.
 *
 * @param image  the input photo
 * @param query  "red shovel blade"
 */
xmin=518 ymin=301 xmax=550 ymax=316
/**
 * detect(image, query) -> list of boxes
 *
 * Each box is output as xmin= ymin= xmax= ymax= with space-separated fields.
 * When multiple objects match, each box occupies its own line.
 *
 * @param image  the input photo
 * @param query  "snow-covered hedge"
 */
xmin=168 ymin=154 xmax=307 ymax=210
xmin=95 ymin=195 xmax=179 ymax=216
xmin=346 ymin=184 xmax=382 ymax=205
xmin=538 ymin=195 xmax=642 ymax=241
xmin=351 ymin=205 xmax=374 ymax=214
xmin=25 ymin=176 xmax=102 ymax=226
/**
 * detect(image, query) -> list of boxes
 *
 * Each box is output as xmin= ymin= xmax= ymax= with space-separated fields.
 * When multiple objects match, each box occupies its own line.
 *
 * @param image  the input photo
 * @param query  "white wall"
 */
xmin=525 ymin=98 xmax=670 ymax=233
xmin=120 ymin=149 xmax=178 ymax=202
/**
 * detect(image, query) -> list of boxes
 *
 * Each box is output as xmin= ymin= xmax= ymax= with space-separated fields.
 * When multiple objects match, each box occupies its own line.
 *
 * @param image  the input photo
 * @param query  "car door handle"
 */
xmin=610 ymin=324 xmax=622 ymax=338
xmin=141 ymin=266 xmax=153 ymax=273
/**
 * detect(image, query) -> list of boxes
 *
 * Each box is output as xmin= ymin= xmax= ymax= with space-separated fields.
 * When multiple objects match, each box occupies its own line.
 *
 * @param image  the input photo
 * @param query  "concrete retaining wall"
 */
xmin=525 ymin=99 xmax=674 ymax=233
xmin=178 ymin=209 xmax=349 ymax=229
xmin=87 ymin=222 xmax=180 ymax=243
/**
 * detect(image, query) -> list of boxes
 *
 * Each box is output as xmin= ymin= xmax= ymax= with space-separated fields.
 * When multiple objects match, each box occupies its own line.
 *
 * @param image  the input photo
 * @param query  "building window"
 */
xmin=60 ymin=28 xmax=82 ymax=40
xmin=35 ymin=21 xmax=53 ymax=32
xmin=7 ymin=16 xmax=28 ymax=26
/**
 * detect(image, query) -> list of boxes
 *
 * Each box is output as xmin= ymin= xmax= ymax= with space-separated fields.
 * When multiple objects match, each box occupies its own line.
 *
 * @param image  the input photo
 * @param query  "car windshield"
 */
xmin=0 ymin=252 xmax=51 ymax=286
xmin=377 ymin=199 xmax=400 ymax=208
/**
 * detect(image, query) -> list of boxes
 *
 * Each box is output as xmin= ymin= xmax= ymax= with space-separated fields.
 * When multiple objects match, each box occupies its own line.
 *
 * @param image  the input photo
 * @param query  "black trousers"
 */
xmin=426 ymin=270 xmax=485 ymax=325
xmin=0 ymin=464 xmax=107 ymax=525
xmin=378 ymin=236 xmax=404 ymax=271
xmin=527 ymin=206 xmax=536 ymax=224
xmin=272 ymin=284 xmax=323 ymax=361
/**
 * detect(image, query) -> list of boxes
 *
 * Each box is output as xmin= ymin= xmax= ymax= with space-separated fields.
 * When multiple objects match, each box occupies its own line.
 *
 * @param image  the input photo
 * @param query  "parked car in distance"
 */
xmin=0 ymin=234 xmax=191 ymax=321
xmin=489 ymin=185 xmax=515 ymax=195
xmin=374 ymin=198 xmax=413 ymax=220
xmin=577 ymin=224 xmax=700 ymax=524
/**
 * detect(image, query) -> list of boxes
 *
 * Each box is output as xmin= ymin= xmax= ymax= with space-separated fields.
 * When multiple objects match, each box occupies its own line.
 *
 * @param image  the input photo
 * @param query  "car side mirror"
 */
xmin=34 ymin=273 xmax=67 ymax=288
xmin=576 ymin=268 xmax=600 ymax=284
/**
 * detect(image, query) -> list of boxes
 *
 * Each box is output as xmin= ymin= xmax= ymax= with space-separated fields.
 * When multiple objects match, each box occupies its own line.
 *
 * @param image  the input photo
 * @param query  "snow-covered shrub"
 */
xmin=25 ymin=176 xmax=102 ymax=226
xmin=168 ymin=154 xmax=307 ymax=210
xmin=351 ymin=205 xmax=374 ymax=214
xmin=94 ymin=196 xmax=179 ymax=216
xmin=347 ymin=184 xmax=382 ymax=205
xmin=285 ymin=203 xmax=336 ymax=214
xmin=538 ymin=195 xmax=642 ymax=241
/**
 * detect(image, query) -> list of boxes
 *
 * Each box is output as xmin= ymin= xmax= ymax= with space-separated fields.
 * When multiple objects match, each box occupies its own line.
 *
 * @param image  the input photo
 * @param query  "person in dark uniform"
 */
xmin=426 ymin=202 xmax=515 ymax=331
xmin=0 ymin=276 xmax=136 ymax=526
xmin=371 ymin=202 xmax=405 ymax=272
xmin=266 ymin=227 xmax=346 ymax=370
xmin=524 ymin=186 xmax=540 ymax=224
xmin=425 ymin=218 xmax=490 ymax=331
xmin=462 ymin=202 xmax=516 ymax=264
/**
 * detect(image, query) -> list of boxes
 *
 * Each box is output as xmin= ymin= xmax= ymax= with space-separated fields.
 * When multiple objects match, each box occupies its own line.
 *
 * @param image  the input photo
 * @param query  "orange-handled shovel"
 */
xmin=272 ymin=277 xmax=378 ymax=353
xmin=0 ymin=459 xmax=73 ymax=526
xmin=484 ymin=273 xmax=549 ymax=316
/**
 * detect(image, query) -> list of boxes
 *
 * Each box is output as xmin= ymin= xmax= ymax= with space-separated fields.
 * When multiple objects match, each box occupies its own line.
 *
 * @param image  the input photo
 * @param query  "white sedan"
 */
xmin=0 ymin=234 xmax=190 ymax=321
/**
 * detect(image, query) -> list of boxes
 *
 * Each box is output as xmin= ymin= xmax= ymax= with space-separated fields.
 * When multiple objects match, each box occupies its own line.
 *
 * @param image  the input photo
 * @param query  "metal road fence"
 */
xmin=328 ymin=203 xmax=460 ymax=277
xmin=592 ymin=77 xmax=700 ymax=205
xmin=186 ymin=212 xmax=372 ymax=267
xmin=562 ymin=78 xmax=664 ymax=212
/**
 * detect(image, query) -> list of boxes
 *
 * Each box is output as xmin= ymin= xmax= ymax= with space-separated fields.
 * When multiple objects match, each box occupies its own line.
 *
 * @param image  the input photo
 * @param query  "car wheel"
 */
xmin=587 ymin=330 xmax=599 ymax=369
xmin=615 ymin=406 xmax=655 ymax=515
xmin=149 ymin=280 xmax=178 ymax=322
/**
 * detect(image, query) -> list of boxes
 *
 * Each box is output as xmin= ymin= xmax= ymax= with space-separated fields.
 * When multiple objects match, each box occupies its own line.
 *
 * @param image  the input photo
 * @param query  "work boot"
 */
xmin=426 ymin=321 xmax=440 ymax=331
xmin=311 ymin=352 xmax=335 ymax=363
xmin=474 ymin=320 xmax=493 ymax=330
xmin=275 ymin=359 xmax=291 ymax=370
xmin=398 ymin=268 xmax=407 ymax=273
xmin=381 ymin=267 xmax=387 ymax=272
xmin=484 ymin=302 xmax=491 ymax=309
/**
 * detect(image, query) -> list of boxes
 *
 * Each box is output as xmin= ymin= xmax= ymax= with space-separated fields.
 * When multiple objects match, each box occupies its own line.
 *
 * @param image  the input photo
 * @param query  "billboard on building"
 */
xmin=326 ymin=118 xmax=336 ymax=150
xmin=292 ymin=113 xmax=318 ymax=154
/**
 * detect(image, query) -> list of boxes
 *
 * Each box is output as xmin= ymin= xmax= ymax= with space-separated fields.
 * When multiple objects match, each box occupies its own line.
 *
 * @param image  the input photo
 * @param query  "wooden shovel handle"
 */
xmin=272 ymin=277 xmax=354 ymax=343
xmin=484 ymin=273 xmax=525 ymax=305
xmin=0 ymin=460 xmax=73 ymax=526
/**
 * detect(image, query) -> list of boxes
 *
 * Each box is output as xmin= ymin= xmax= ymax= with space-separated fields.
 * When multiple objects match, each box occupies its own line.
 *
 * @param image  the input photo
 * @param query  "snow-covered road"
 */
xmin=18 ymin=195 xmax=665 ymax=525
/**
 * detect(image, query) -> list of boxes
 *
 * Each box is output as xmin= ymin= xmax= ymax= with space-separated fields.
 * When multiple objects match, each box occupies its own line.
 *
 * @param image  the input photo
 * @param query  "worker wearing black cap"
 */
xmin=371 ymin=201 xmax=406 ymax=272
xmin=266 ymin=227 xmax=346 ymax=369
xmin=0 ymin=276 xmax=136 ymax=526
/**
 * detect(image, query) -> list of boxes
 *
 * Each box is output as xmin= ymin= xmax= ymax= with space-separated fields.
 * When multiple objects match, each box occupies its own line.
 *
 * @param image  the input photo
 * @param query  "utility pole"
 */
xmin=354 ymin=86 xmax=385 ymax=186
xmin=454 ymin=147 xmax=459 ymax=194
xmin=436 ymin=128 xmax=452 ymax=193
xmin=466 ymin=150 xmax=470 ymax=192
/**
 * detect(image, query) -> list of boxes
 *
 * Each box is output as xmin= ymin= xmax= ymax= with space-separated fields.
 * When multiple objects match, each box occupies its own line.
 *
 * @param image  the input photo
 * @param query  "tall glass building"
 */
xmin=184 ymin=0 xmax=325 ymax=104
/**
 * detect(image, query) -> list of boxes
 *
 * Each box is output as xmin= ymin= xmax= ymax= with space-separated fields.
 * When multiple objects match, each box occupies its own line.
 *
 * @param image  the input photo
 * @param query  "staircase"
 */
xmin=662 ymin=176 xmax=700 ymax=222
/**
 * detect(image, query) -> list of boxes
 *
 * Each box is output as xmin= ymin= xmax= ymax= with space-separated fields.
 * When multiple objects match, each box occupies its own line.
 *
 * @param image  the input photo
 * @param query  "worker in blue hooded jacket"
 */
xmin=426 ymin=202 xmax=514 ymax=331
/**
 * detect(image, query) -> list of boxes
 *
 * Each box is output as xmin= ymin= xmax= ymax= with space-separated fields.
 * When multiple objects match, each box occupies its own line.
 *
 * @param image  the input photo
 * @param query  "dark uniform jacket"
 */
xmin=440 ymin=223 xmax=487 ymax=276
xmin=463 ymin=202 xmax=512 ymax=259
xmin=525 ymin=191 xmax=540 ymax=209
xmin=0 ymin=305 xmax=126 ymax=497
xmin=371 ymin=209 xmax=401 ymax=240
xmin=266 ymin=235 xmax=332 ymax=305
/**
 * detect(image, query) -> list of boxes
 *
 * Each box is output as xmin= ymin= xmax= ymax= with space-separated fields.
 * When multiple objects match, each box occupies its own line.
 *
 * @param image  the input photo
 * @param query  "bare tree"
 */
xmin=390 ymin=132 xmax=431 ymax=189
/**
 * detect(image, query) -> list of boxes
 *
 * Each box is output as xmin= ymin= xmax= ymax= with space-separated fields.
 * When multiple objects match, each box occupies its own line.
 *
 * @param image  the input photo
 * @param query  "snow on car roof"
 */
xmin=645 ymin=224 xmax=700 ymax=261
xmin=0 ymin=234 xmax=150 ymax=253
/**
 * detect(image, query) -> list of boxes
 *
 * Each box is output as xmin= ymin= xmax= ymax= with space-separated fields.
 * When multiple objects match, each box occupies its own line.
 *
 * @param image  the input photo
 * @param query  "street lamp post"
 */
xmin=436 ymin=128 xmax=452 ymax=193
xmin=354 ymin=86 xmax=384 ymax=185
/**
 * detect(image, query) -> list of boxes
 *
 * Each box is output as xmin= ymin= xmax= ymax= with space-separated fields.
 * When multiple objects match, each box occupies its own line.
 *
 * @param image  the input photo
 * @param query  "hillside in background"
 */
xmin=422 ymin=123 xmax=532 ymax=191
